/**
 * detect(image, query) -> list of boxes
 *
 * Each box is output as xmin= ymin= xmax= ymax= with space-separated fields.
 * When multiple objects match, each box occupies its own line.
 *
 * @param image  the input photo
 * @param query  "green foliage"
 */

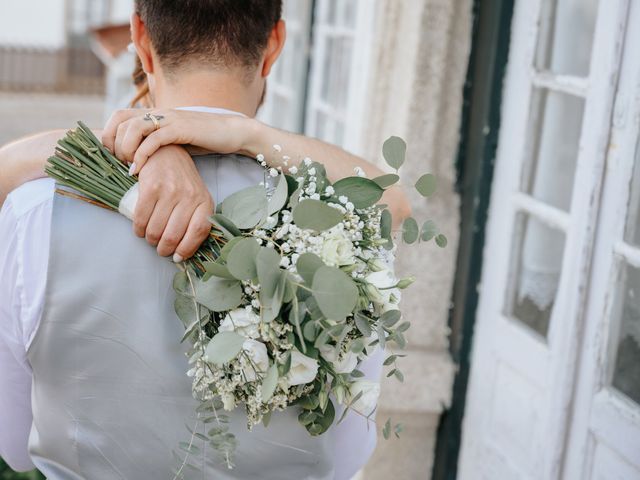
xmin=332 ymin=177 xmax=384 ymax=209
xmin=292 ymin=199 xmax=343 ymax=231
xmin=372 ymin=173 xmax=400 ymax=188
xmin=220 ymin=185 xmax=268 ymax=229
xmin=402 ymin=217 xmax=419 ymax=244
xmin=415 ymin=173 xmax=437 ymax=197
xmin=194 ymin=276 xmax=242 ymax=312
xmin=382 ymin=136 xmax=407 ymax=171
xmin=204 ymin=331 xmax=245 ymax=366
xmin=295 ymin=252 xmax=325 ymax=285
xmin=311 ymin=266 xmax=359 ymax=320
xmin=226 ymin=238 xmax=260 ymax=280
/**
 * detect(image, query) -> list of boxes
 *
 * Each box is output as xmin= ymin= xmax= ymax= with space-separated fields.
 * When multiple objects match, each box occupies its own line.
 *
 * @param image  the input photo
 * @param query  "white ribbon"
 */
xmin=118 ymin=183 xmax=139 ymax=221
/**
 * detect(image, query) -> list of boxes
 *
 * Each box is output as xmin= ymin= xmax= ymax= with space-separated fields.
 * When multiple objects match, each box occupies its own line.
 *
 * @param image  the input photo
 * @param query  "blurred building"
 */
xmin=1 ymin=1 xmax=640 ymax=480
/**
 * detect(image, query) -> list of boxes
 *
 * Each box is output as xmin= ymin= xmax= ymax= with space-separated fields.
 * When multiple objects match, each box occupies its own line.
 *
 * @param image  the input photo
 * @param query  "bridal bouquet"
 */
xmin=45 ymin=123 xmax=445 ymax=473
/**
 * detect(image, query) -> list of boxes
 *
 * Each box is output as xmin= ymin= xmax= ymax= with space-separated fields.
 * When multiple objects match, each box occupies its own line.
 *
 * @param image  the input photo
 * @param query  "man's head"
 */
xmin=131 ymin=0 xmax=285 ymax=113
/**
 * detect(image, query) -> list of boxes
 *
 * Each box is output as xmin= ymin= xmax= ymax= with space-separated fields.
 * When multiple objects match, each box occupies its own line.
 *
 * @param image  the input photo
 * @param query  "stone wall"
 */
xmin=359 ymin=0 xmax=473 ymax=477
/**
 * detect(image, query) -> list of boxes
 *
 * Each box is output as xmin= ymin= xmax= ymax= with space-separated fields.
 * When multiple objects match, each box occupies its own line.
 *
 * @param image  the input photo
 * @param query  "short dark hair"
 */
xmin=135 ymin=0 xmax=282 ymax=72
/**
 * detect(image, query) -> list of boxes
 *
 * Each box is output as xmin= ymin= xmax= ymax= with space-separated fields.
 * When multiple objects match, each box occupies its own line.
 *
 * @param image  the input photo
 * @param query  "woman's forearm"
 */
xmin=0 ymin=130 xmax=65 ymax=204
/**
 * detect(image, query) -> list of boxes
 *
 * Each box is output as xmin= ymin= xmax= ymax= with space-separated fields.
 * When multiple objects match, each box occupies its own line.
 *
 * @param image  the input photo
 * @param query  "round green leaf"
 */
xmin=382 ymin=136 xmax=407 ymax=170
xmin=415 ymin=173 xmax=437 ymax=197
xmin=372 ymin=174 xmax=400 ymax=189
xmin=420 ymin=220 xmax=438 ymax=242
xmin=220 ymin=185 xmax=268 ymax=229
xmin=435 ymin=233 xmax=448 ymax=248
xmin=293 ymin=199 xmax=343 ymax=231
xmin=332 ymin=177 xmax=384 ymax=209
xmin=204 ymin=331 xmax=245 ymax=366
xmin=402 ymin=217 xmax=419 ymax=244
xmin=226 ymin=237 xmax=260 ymax=280
xmin=268 ymin=174 xmax=289 ymax=215
xmin=209 ymin=213 xmax=241 ymax=238
xmin=296 ymin=252 xmax=325 ymax=285
xmin=256 ymin=247 xmax=284 ymax=321
xmin=261 ymin=363 xmax=279 ymax=402
xmin=311 ymin=266 xmax=358 ymax=320
xmin=194 ymin=276 xmax=243 ymax=312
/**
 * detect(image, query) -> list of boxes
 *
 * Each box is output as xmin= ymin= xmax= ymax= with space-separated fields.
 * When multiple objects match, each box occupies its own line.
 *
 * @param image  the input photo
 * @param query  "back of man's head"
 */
xmin=134 ymin=0 xmax=283 ymax=74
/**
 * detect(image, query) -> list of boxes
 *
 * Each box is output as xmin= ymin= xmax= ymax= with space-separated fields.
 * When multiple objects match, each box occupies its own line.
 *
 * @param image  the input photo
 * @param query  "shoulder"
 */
xmin=4 ymin=178 xmax=55 ymax=218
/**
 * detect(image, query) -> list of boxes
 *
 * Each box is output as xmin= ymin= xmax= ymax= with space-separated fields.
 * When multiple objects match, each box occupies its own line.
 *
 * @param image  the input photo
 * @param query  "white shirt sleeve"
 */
xmin=0 ymin=179 xmax=54 ymax=472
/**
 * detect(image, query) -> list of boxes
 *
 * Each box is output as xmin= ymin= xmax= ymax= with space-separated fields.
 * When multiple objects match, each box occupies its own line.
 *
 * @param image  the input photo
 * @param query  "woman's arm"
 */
xmin=102 ymin=109 xmax=412 ymax=225
xmin=0 ymin=130 xmax=67 ymax=204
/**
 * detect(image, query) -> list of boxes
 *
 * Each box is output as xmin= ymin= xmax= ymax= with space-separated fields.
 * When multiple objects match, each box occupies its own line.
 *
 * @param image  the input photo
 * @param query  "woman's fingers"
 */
xmin=130 ymin=129 xmax=178 ymax=175
xmin=132 ymin=183 xmax=158 ymax=238
xmin=173 ymin=202 xmax=214 ymax=262
xmin=102 ymin=108 xmax=146 ymax=151
xmin=119 ymin=117 xmax=156 ymax=164
xmin=156 ymin=204 xmax=193 ymax=257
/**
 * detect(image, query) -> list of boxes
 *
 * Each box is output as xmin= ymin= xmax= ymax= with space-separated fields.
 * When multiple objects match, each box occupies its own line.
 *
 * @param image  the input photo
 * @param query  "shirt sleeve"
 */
xmin=0 ymin=199 xmax=36 ymax=471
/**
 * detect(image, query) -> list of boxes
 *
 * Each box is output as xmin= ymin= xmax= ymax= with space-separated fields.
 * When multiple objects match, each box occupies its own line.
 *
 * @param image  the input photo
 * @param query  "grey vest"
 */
xmin=26 ymin=154 xmax=336 ymax=480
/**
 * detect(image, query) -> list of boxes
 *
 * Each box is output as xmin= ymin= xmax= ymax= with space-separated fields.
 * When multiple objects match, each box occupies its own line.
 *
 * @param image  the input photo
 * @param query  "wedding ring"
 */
xmin=144 ymin=112 xmax=163 ymax=131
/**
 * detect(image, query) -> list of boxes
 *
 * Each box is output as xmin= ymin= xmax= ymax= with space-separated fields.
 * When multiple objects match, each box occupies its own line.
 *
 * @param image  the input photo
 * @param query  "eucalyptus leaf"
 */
xmin=256 ymin=247 xmax=284 ymax=321
xmin=194 ymin=276 xmax=243 ymax=312
xmin=209 ymin=213 xmax=241 ymax=238
xmin=420 ymin=220 xmax=438 ymax=242
xmin=332 ymin=177 xmax=384 ymax=209
xmin=381 ymin=310 xmax=401 ymax=327
xmin=402 ymin=217 xmax=419 ymax=244
xmin=292 ymin=199 xmax=343 ymax=231
xmin=311 ymin=266 xmax=358 ymax=320
xmin=202 ymin=261 xmax=236 ymax=280
xmin=296 ymin=252 xmax=325 ymax=285
xmin=173 ymin=271 xmax=191 ymax=296
xmin=268 ymin=174 xmax=289 ymax=215
xmin=174 ymin=295 xmax=197 ymax=327
xmin=354 ymin=311 xmax=373 ymax=337
xmin=380 ymin=209 xmax=393 ymax=250
xmin=372 ymin=174 xmax=400 ymax=188
xmin=382 ymin=136 xmax=407 ymax=170
xmin=435 ymin=233 xmax=448 ymax=248
xmin=226 ymin=238 xmax=260 ymax=280
xmin=220 ymin=236 xmax=244 ymax=261
xmin=415 ymin=173 xmax=437 ymax=197
xmin=261 ymin=364 xmax=279 ymax=402
xmin=220 ymin=185 xmax=268 ymax=229
xmin=204 ymin=331 xmax=245 ymax=366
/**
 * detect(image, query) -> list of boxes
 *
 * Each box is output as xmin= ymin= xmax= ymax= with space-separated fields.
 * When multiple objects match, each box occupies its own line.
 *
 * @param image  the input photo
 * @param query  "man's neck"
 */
xmin=153 ymin=70 xmax=260 ymax=117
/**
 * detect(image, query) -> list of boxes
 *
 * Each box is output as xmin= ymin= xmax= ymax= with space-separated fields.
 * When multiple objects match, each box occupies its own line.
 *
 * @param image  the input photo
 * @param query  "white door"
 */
xmin=563 ymin=1 xmax=640 ymax=477
xmin=458 ymin=0 xmax=633 ymax=479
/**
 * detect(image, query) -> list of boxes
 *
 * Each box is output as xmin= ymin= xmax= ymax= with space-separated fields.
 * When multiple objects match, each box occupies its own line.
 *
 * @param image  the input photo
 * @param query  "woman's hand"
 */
xmin=135 ymin=145 xmax=214 ymax=262
xmin=102 ymin=109 xmax=253 ymax=175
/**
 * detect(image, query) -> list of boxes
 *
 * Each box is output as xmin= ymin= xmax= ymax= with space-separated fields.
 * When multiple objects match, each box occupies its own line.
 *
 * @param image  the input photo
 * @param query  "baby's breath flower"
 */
xmin=289 ymin=166 xmax=298 ymax=175
xmin=273 ymin=144 xmax=282 ymax=152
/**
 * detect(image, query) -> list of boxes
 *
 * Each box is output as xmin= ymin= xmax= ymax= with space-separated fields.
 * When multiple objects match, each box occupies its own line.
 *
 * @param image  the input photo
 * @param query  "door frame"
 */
xmin=431 ymin=1 xmax=515 ymax=478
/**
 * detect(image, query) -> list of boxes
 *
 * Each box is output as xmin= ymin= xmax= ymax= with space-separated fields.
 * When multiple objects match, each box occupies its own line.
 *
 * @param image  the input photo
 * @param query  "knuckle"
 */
xmin=146 ymin=231 xmax=161 ymax=245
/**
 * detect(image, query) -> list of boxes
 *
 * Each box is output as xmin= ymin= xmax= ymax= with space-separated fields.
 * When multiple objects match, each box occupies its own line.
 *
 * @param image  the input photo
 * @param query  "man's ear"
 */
xmin=130 ymin=12 xmax=155 ymax=74
xmin=261 ymin=20 xmax=286 ymax=77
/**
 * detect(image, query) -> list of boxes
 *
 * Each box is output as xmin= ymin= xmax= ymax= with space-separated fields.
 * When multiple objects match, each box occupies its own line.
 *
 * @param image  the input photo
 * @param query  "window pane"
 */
xmin=522 ymin=89 xmax=584 ymax=211
xmin=625 ymin=147 xmax=640 ymax=247
xmin=611 ymin=262 xmax=640 ymax=405
xmin=535 ymin=0 xmax=599 ymax=77
xmin=320 ymin=36 xmax=353 ymax=111
xmin=505 ymin=213 xmax=567 ymax=338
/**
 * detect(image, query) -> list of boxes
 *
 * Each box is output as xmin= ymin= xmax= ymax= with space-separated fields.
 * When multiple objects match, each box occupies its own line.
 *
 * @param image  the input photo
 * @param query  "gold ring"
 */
xmin=144 ymin=112 xmax=162 ymax=131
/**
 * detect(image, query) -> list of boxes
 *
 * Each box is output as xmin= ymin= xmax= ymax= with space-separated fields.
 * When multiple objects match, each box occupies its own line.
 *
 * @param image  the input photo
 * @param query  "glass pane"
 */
xmin=505 ymin=213 xmax=567 ymax=337
xmin=522 ymin=89 xmax=585 ymax=211
xmin=625 ymin=147 xmax=640 ymax=247
xmin=320 ymin=36 xmax=353 ymax=111
xmin=535 ymin=0 xmax=599 ymax=77
xmin=611 ymin=262 xmax=640 ymax=405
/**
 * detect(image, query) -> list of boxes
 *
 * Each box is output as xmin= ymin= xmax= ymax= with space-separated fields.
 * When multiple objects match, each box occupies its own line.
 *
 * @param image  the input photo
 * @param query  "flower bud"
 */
xmin=396 ymin=277 xmax=415 ymax=289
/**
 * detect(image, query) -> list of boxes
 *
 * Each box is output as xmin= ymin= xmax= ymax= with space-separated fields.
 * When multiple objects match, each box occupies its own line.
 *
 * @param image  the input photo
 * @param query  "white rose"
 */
xmin=365 ymin=268 xmax=401 ymax=312
xmin=241 ymin=339 xmax=269 ymax=382
xmin=319 ymin=345 xmax=359 ymax=374
xmin=218 ymin=307 xmax=261 ymax=339
xmin=287 ymin=349 xmax=319 ymax=386
xmin=320 ymin=230 xmax=356 ymax=267
xmin=349 ymin=379 xmax=380 ymax=416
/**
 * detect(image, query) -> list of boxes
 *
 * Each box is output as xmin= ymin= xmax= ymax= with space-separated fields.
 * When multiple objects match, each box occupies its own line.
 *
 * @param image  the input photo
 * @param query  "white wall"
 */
xmin=110 ymin=0 xmax=133 ymax=24
xmin=0 ymin=0 xmax=67 ymax=48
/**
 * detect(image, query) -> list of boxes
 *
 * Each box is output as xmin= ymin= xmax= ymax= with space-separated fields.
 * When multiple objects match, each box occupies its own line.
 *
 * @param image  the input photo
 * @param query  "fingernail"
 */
xmin=128 ymin=162 xmax=137 ymax=176
xmin=173 ymin=253 xmax=184 ymax=263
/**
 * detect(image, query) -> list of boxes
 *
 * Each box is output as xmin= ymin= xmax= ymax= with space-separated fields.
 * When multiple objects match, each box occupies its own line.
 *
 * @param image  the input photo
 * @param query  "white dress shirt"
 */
xmin=0 ymin=107 xmax=380 ymax=478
